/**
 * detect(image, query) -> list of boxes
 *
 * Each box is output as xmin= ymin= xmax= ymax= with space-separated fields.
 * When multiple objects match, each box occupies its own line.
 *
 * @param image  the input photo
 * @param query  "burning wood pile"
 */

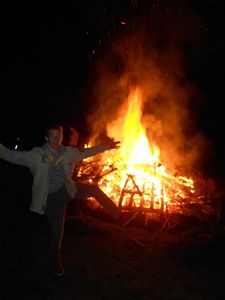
xmin=72 ymin=87 xmax=222 ymax=227
xmin=73 ymin=158 xmax=220 ymax=224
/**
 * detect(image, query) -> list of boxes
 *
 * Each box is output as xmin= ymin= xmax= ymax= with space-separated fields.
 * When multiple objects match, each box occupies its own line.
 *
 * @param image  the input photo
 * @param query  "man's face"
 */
xmin=46 ymin=129 xmax=63 ymax=151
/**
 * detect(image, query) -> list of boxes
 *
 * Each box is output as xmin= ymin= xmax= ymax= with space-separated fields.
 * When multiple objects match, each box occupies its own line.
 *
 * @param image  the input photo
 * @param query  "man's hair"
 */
xmin=45 ymin=124 xmax=63 ymax=137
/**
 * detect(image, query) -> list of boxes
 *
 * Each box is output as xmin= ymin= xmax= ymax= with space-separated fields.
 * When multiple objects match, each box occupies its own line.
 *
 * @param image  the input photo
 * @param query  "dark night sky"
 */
xmin=0 ymin=0 xmax=224 ymax=178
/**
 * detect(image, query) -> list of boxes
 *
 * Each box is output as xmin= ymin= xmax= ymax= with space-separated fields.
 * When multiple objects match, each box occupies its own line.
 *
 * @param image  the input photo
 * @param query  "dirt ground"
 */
xmin=1 ymin=186 xmax=225 ymax=300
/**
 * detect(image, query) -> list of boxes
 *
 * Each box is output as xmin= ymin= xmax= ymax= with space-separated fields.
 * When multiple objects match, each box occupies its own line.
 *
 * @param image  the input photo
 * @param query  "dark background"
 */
xmin=0 ymin=0 xmax=224 ymax=180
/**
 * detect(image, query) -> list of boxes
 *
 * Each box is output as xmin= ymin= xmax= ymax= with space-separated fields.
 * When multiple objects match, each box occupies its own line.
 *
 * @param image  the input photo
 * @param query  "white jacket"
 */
xmin=0 ymin=142 xmax=111 ymax=215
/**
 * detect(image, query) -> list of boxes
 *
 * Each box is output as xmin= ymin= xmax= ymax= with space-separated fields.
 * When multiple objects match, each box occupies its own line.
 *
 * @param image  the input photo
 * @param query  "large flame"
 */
xmin=81 ymin=86 xmax=194 ymax=212
xmin=121 ymin=87 xmax=160 ymax=168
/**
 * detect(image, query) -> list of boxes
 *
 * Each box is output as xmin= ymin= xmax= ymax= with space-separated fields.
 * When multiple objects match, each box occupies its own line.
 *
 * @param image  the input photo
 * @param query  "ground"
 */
xmin=1 ymin=185 xmax=225 ymax=300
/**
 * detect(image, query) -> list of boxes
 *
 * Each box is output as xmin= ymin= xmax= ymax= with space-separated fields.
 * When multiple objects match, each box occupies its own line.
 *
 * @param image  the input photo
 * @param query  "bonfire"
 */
xmin=73 ymin=86 xmax=220 ymax=226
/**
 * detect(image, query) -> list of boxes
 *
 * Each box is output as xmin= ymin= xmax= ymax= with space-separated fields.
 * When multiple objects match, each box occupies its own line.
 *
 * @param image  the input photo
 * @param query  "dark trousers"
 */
xmin=45 ymin=183 xmax=120 ymax=260
xmin=45 ymin=185 xmax=71 ymax=260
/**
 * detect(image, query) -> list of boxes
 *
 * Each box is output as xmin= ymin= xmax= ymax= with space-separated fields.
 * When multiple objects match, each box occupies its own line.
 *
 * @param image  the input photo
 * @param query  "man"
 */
xmin=0 ymin=124 xmax=137 ymax=276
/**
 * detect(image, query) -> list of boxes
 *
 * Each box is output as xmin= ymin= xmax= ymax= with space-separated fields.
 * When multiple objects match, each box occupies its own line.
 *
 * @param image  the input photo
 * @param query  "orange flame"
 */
xmin=82 ymin=86 xmax=194 ymax=212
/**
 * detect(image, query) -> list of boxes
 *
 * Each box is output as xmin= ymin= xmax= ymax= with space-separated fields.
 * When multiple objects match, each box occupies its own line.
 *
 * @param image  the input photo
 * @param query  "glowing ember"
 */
xmin=79 ymin=86 xmax=195 ymax=213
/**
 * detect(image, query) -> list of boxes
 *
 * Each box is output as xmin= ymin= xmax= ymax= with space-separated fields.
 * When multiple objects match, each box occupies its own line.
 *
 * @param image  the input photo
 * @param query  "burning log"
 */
xmin=73 ymin=159 xmax=117 ymax=183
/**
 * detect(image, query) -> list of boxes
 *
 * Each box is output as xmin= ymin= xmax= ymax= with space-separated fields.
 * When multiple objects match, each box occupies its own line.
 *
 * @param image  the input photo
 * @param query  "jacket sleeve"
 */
xmin=0 ymin=143 xmax=36 ymax=168
xmin=77 ymin=144 xmax=112 ymax=160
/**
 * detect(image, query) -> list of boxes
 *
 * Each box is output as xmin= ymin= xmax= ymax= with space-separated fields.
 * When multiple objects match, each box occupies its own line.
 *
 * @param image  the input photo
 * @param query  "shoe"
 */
xmin=52 ymin=257 xmax=64 ymax=276
xmin=118 ymin=210 xmax=140 ymax=226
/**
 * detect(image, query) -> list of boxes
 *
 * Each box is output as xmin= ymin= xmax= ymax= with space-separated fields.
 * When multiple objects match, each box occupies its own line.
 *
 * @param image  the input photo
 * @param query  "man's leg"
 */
xmin=45 ymin=186 xmax=71 ymax=275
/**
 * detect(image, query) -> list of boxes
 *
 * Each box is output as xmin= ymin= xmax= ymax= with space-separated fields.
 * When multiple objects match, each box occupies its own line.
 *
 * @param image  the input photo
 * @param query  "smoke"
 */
xmin=84 ymin=1 xmax=212 ymax=172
